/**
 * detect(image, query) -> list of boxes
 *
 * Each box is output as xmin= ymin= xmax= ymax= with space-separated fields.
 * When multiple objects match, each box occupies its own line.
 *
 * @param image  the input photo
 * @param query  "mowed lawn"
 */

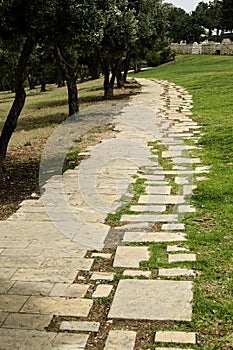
xmin=133 ymin=56 xmax=233 ymax=349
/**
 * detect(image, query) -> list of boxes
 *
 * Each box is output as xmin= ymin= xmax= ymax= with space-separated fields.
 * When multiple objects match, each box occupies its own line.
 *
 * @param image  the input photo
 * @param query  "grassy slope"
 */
xmin=133 ymin=56 xmax=233 ymax=349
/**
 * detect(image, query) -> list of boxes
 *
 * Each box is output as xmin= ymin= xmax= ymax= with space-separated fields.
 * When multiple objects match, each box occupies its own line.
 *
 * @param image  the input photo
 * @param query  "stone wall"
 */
xmin=171 ymin=39 xmax=233 ymax=55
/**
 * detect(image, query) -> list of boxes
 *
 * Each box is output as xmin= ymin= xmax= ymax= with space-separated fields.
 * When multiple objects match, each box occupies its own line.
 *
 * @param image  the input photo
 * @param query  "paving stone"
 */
xmin=123 ymin=270 xmax=151 ymax=278
xmin=1 ymin=247 xmax=44 ymax=257
xmin=146 ymin=186 xmax=171 ymax=195
xmin=168 ymin=145 xmax=195 ymax=151
xmin=0 ymin=295 xmax=29 ymax=312
xmin=121 ymin=222 xmax=150 ymax=230
xmin=130 ymin=205 xmax=166 ymax=212
xmin=142 ymin=175 xmax=165 ymax=181
xmin=41 ymin=257 xmax=93 ymax=271
xmin=155 ymin=331 xmax=196 ymax=344
xmin=0 ymin=268 xmax=17 ymax=280
xmin=12 ymin=268 xmax=78 ymax=283
xmin=0 ymin=240 xmax=31 ymax=249
xmin=52 ymin=333 xmax=89 ymax=349
xmin=178 ymin=205 xmax=196 ymax=213
xmin=158 ymin=268 xmax=196 ymax=277
xmin=2 ymin=313 xmax=53 ymax=330
xmin=8 ymin=281 xmax=53 ymax=296
xmin=152 ymin=170 xmax=193 ymax=175
xmin=167 ymin=245 xmax=188 ymax=252
xmin=0 ymin=312 xmax=8 ymax=326
xmin=108 ymin=280 xmax=193 ymax=321
xmin=162 ymin=150 xmax=182 ymax=158
xmin=104 ymin=330 xmax=136 ymax=350
xmin=40 ymin=247 xmax=87 ymax=258
xmin=196 ymin=176 xmax=208 ymax=181
xmin=0 ymin=281 xmax=14 ymax=294
xmin=139 ymin=195 xmax=185 ymax=204
xmin=183 ymin=185 xmax=197 ymax=195
xmin=60 ymin=321 xmax=100 ymax=332
xmin=162 ymin=223 xmax=185 ymax=231
xmin=113 ymin=246 xmax=149 ymax=268
xmin=49 ymin=283 xmax=89 ymax=297
xmin=91 ymin=253 xmax=112 ymax=259
xmin=20 ymin=296 xmax=92 ymax=317
xmin=121 ymin=214 xmax=178 ymax=223
xmin=123 ymin=231 xmax=186 ymax=243
xmin=93 ymin=284 xmax=113 ymax=298
xmin=145 ymin=180 xmax=169 ymax=186
xmin=168 ymin=254 xmax=196 ymax=263
xmin=175 ymin=177 xmax=190 ymax=185
xmin=0 ymin=256 xmax=45 ymax=268
xmin=0 ymin=329 xmax=56 ymax=350
xmin=91 ymin=272 xmax=114 ymax=280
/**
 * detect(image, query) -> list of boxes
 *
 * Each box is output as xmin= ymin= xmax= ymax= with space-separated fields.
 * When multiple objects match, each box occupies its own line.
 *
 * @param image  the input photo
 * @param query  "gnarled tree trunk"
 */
xmin=0 ymin=37 xmax=34 ymax=173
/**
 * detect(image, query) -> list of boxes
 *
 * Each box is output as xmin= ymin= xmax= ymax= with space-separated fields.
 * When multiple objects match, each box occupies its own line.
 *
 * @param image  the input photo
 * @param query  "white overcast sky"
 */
xmin=163 ymin=0 xmax=209 ymax=13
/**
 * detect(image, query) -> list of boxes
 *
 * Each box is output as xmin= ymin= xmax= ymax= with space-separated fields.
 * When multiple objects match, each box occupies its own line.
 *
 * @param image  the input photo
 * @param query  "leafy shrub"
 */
xmin=146 ymin=51 xmax=161 ymax=67
xmin=146 ymin=47 xmax=176 ymax=67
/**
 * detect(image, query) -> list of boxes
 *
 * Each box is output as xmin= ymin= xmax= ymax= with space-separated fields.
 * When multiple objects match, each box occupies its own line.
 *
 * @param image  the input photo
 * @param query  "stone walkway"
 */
xmin=0 ymin=79 xmax=209 ymax=349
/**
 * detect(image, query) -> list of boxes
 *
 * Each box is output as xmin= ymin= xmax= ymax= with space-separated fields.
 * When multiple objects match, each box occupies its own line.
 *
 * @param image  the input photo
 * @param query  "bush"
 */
xmin=146 ymin=47 xmax=176 ymax=67
xmin=146 ymin=51 xmax=161 ymax=67
xmin=160 ymin=47 xmax=176 ymax=64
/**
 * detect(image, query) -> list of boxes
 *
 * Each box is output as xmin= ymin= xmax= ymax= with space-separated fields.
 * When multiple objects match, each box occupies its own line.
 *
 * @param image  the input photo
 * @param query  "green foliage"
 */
xmin=146 ymin=51 xmax=160 ymax=67
xmin=146 ymin=47 xmax=175 ymax=67
xmin=222 ymin=0 xmax=233 ymax=31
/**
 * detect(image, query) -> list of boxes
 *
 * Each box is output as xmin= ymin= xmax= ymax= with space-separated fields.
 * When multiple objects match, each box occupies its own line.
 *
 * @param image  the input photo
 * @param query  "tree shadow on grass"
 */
xmin=16 ymin=112 xmax=67 ymax=132
xmin=29 ymin=98 xmax=68 ymax=110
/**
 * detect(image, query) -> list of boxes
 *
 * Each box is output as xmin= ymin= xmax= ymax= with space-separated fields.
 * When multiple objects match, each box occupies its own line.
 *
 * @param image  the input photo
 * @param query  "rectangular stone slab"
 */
xmin=123 ymin=231 xmax=187 ymax=243
xmin=138 ymin=195 xmax=185 ymax=204
xmin=155 ymin=331 xmax=196 ymax=344
xmin=121 ymin=214 xmax=178 ymax=223
xmin=20 ymin=296 xmax=92 ymax=317
xmin=108 ymin=280 xmax=192 ymax=321
xmin=113 ymin=246 xmax=149 ymax=268
xmin=104 ymin=330 xmax=136 ymax=350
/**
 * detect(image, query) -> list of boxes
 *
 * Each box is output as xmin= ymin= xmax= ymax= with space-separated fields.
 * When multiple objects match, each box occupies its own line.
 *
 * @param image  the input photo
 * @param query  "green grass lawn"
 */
xmin=132 ymin=55 xmax=233 ymax=349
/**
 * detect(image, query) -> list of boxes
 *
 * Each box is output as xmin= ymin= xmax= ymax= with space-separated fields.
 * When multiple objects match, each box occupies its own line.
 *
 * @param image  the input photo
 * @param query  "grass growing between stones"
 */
xmin=105 ymin=178 xmax=146 ymax=227
xmin=132 ymin=55 xmax=233 ymax=349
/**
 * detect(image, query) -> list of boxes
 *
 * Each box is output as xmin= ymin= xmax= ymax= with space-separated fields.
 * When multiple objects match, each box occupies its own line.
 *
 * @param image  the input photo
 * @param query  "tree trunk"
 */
xmin=66 ymin=68 xmax=79 ymax=116
xmin=28 ymin=72 xmax=37 ymax=90
xmin=40 ymin=74 xmax=47 ymax=92
xmin=117 ymin=71 xmax=124 ymax=88
xmin=123 ymin=52 xmax=131 ymax=83
xmin=40 ymin=81 xmax=46 ymax=92
xmin=57 ymin=68 xmax=65 ymax=87
xmin=104 ymin=70 xmax=115 ymax=99
xmin=0 ymin=37 xmax=34 ymax=172
xmin=55 ymin=46 xmax=79 ymax=116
